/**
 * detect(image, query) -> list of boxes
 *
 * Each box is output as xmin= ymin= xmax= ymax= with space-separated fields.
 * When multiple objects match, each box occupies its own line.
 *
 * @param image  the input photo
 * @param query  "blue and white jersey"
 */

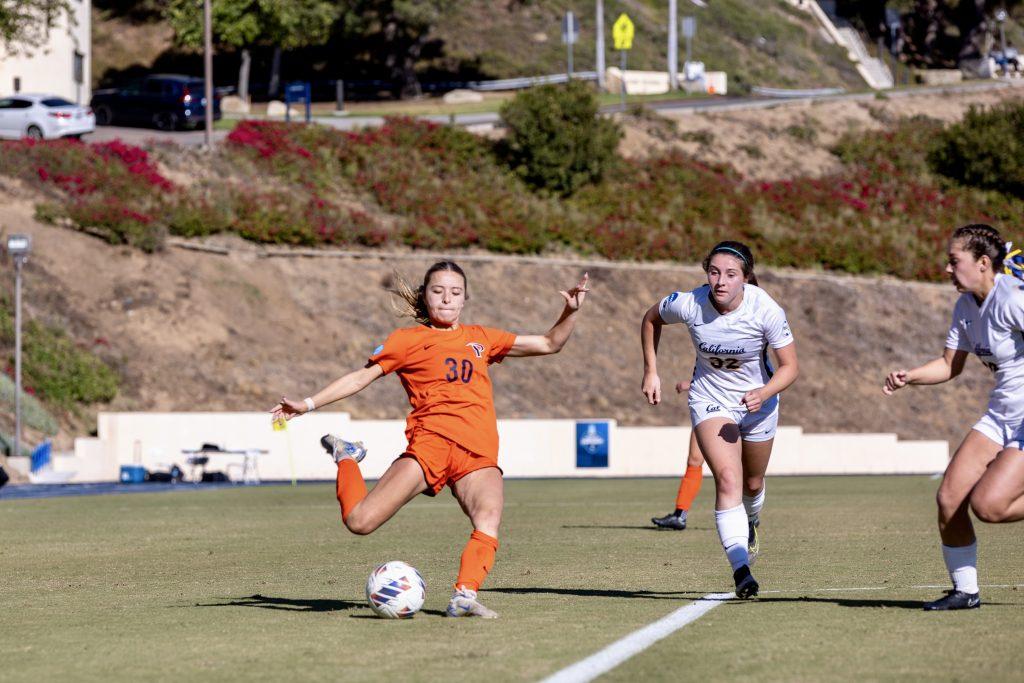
xmin=658 ymin=284 xmax=794 ymax=408
xmin=946 ymin=273 xmax=1024 ymax=423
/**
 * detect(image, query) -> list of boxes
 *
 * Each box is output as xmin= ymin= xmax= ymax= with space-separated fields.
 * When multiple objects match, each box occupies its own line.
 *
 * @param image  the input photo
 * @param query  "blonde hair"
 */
xmin=389 ymin=261 xmax=468 ymax=326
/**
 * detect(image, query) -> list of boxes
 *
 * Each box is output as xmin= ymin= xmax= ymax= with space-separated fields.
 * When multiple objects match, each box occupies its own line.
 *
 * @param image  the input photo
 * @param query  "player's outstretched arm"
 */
xmin=640 ymin=303 xmax=664 ymax=405
xmin=506 ymin=273 xmax=589 ymax=357
xmin=883 ymin=348 xmax=967 ymax=395
xmin=270 ymin=364 xmax=385 ymax=420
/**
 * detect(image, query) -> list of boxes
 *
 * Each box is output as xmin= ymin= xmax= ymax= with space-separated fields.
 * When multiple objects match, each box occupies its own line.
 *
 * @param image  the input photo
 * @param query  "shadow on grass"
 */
xmin=748 ymin=596 xmax=1013 ymax=609
xmin=489 ymin=587 xmax=708 ymax=600
xmin=560 ymin=525 xmax=712 ymax=531
xmin=194 ymin=594 xmax=362 ymax=612
xmin=348 ymin=608 xmax=448 ymax=618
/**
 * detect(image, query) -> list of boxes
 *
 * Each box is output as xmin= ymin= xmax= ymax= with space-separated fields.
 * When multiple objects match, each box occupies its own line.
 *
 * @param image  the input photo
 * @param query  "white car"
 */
xmin=0 ymin=93 xmax=95 ymax=140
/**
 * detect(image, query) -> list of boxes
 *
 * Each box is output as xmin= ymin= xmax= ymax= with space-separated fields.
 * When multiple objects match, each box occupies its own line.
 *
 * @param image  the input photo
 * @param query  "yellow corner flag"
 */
xmin=613 ymin=13 xmax=635 ymax=51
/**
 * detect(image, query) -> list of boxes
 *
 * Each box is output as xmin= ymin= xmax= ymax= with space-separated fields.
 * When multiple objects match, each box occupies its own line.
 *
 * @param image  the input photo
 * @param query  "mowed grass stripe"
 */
xmin=1 ymin=477 xmax=1023 ymax=681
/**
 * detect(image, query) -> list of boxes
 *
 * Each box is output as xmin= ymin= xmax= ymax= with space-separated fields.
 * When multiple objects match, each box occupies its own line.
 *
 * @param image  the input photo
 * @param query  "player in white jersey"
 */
xmin=884 ymin=224 xmax=1024 ymax=611
xmin=641 ymin=241 xmax=799 ymax=597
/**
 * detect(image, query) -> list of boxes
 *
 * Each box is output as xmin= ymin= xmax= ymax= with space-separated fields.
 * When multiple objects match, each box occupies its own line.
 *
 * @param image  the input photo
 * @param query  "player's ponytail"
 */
xmin=390 ymin=261 xmax=468 ymax=326
xmin=703 ymin=240 xmax=758 ymax=285
xmin=1005 ymin=241 xmax=1024 ymax=281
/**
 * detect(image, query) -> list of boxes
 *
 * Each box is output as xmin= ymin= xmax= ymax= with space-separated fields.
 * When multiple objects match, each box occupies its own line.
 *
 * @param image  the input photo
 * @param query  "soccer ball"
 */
xmin=365 ymin=561 xmax=426 ymax=618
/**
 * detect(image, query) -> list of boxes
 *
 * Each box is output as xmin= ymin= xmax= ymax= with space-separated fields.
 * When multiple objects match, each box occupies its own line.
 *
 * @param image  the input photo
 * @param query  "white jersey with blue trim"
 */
xmin=658 ymin=284 xmax=794 ymax=408
xmin=946 ymin=273 xmax=1024 ymax=423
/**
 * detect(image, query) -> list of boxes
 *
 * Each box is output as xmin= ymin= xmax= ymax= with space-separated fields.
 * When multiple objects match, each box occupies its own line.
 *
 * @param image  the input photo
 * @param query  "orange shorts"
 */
xmin=402 ymin=428 xmax=500 ymax=496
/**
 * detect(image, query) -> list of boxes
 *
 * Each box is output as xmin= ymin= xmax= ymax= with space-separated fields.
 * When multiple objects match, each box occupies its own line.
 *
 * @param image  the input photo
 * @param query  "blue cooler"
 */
xmin=120 ymin=465 xmax=146 ymax=484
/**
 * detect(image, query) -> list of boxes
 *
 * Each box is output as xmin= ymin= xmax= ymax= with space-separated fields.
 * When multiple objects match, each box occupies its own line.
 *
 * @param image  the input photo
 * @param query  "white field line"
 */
xmin=539 ymin=592 xmax=734 ymax=683
xmin=537 ymin=582 xmax=1024 ymax=682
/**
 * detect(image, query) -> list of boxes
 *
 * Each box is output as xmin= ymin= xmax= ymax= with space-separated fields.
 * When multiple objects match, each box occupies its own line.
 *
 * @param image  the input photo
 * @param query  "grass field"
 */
xmin=4 ymin=476 xmax=1024 ymax=682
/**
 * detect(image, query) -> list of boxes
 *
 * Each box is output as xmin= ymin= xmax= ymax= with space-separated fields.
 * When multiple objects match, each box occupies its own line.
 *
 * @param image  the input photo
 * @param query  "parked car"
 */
xmin=90 ymin=74 xmax=221 ymax=131
xmin=0 ymin=94 xmax=95 ymax=140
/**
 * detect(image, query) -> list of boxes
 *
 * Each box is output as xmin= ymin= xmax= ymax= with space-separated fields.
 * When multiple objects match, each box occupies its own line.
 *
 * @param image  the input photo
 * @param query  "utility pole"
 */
xmin=668 ymin=0 xmax=679 ymax=90
xmin=203 ymin=0 xmax=214 ymax=149
xmin=596 ymin=0 xmax=606 ymax=90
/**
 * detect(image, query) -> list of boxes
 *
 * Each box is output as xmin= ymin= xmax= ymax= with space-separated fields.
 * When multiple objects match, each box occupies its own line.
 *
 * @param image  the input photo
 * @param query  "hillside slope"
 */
xmin=92 ymin=0 xmax=861 ymax=94
xmin=0 ymin=192 xmax=992 ymax=452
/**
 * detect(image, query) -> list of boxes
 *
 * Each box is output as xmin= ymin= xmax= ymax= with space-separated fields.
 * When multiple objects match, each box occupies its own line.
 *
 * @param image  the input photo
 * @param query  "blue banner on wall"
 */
xmin=576 ymin=421 xmax=610 ymax=468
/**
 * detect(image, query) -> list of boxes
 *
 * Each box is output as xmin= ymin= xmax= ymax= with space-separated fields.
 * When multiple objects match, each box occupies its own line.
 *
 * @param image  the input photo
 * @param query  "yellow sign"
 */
xmin=612 ymin=13 xmax=635 ymax=51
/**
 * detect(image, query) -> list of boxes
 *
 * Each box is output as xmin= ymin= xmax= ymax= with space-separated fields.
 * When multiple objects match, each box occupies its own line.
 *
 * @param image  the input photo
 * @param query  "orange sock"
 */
xmin=674 ymin=465 xmax=704 ymax=512
xmin=455 ymin=530 xmax=499 ymax=592
xmin=336 ymin=459 xmax=368 ymax=524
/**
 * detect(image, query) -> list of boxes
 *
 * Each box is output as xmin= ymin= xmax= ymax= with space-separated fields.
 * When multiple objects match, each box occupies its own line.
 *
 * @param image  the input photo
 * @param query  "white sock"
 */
xmin=942 ymin=542 xmax=979 ymax=594
xmin=743 ymin=486 xmax=765 ymax=524
xmin=715 ymin=504 xmax=749 ymax=571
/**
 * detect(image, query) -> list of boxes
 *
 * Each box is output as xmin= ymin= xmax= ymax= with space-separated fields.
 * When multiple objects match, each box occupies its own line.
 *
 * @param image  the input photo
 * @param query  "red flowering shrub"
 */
xmin=0 ymin=137 xmax=173 ymax=250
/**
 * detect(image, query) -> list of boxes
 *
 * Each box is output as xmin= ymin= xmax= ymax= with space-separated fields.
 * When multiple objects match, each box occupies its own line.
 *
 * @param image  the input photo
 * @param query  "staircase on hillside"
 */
xmin=786 ymin=0 xmax=894 ymax=90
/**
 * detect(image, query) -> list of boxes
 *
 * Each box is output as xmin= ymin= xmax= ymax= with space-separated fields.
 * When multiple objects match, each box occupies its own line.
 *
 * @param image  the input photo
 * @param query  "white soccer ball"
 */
xmin=365 ymin=561 xmax=426 ymax=618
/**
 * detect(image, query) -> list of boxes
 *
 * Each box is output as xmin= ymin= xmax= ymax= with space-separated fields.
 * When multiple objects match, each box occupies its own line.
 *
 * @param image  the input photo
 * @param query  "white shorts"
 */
xmin=689 ymin=396 xmax=779 ymax=443
xmin=972 ymin=411 xmax=1024 ymax=450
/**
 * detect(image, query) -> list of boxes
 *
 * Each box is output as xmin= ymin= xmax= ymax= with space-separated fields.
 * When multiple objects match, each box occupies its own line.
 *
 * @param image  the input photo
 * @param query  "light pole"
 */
xmin=996 ymin=8 xmax=1008 ymax=77
xmin=596 ymin=0 xmax=606 ymax=90
xmin=6 ymin=234 xmax=31 ymax=459
xmin=203 ymin=0 xmax=214 ymax=148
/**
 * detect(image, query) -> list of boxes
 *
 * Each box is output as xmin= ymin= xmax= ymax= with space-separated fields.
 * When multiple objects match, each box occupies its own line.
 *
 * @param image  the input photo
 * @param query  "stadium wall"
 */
xmin=60 ymin=412 xmax=949 ymax=484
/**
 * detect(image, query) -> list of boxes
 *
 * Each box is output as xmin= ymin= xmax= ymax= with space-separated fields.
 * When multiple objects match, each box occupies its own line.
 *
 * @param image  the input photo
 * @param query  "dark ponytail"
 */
xmin=702 ymin=241 xmax=758 ymax=286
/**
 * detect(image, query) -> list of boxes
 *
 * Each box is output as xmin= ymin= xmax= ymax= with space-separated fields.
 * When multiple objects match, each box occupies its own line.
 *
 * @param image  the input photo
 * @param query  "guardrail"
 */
xmin=751 ymin=86 xmax=846 ymax=98
xmin=468 ymin=71 xmax=598 ymax=91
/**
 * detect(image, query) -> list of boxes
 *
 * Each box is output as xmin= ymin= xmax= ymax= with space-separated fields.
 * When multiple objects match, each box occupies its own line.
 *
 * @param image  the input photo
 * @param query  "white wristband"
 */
xmin=303 ymin=397 xmax=316 ymax=412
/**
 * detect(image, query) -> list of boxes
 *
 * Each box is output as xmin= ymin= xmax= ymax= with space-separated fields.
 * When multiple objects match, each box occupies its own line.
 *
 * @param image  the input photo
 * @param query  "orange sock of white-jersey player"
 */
xmin=335 ymin=459 xmax=368 ymax=524
xmin=455 ymin=530 xmax=499 ymax=592
xmin=674 ymin=465 xmax=703 ymax=512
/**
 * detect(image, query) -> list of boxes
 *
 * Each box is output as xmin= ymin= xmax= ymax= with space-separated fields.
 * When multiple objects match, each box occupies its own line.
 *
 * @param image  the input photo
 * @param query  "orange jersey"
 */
xmin=368 ymin=324 xmax=516 ymax=459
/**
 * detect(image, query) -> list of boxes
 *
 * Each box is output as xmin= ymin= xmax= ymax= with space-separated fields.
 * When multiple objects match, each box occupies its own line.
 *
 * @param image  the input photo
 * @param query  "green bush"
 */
xmin=0 ymin=296 xmax=119 ymax=410
xmin=497 ymin=81 xmax=622 ymax=196
xmin=927 ymin=102 xmax=1024 ymax=197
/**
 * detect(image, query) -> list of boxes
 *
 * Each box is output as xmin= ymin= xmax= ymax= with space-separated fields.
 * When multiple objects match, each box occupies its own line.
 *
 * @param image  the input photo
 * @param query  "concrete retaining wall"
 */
xmin=61 ymin=412 xmax=949 ymax=484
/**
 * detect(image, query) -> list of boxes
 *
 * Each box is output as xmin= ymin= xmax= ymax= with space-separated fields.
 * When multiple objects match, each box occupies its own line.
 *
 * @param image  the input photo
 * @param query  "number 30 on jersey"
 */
xmin=444 ymin=358 xmax=474 ymax=383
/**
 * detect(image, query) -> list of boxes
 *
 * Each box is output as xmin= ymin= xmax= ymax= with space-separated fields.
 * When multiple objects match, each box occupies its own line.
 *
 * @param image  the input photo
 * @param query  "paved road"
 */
xmin=84 ymin=79 xmax=1022 ymax=147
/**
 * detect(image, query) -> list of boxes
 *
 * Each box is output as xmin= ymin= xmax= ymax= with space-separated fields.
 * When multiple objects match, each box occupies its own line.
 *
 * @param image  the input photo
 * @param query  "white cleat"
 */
xmin=446 ymin=586 xmax=498 ymax=619
xmin=320 ymin=434 xmax=367 ymax=464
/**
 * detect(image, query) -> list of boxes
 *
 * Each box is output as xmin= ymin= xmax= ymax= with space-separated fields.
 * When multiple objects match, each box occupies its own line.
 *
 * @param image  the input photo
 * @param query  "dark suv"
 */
xmin=90 ymin=74 xmax=221 ymax=131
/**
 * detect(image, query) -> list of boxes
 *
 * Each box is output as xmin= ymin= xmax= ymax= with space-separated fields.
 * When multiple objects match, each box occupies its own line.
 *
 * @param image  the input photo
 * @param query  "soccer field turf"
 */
xmin=3 ymin=476 xmax=1023 ymax=682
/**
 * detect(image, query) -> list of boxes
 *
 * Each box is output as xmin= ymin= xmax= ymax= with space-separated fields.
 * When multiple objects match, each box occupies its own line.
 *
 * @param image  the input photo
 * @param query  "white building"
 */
xmin=0 ymin=0 xmax=91 ymax=104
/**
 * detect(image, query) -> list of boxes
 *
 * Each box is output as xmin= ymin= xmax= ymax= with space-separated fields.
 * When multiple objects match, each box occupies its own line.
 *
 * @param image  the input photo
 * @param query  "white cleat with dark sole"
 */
xmin=446 ymin=586 xmax=498 ymax=619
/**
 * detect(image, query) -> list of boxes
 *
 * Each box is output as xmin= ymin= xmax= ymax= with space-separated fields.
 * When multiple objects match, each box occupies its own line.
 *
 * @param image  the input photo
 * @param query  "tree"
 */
xmin=165 ymin=0 xmax=338 ymax=100
xmin=338 ymin=0 xmax=451 ymax=98
xmin=839 ymin=1 xmax=1024 ymax=70
xmin=0 ymin=0 xmax=73 ymax=56
xmin=498 ymin=81 xmax=622 ymax=197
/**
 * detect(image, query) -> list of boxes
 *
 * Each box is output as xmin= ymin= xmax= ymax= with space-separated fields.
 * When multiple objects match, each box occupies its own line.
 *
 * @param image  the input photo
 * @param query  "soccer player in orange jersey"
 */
xmin=271 ymin=261 xmax=589 ymax=618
